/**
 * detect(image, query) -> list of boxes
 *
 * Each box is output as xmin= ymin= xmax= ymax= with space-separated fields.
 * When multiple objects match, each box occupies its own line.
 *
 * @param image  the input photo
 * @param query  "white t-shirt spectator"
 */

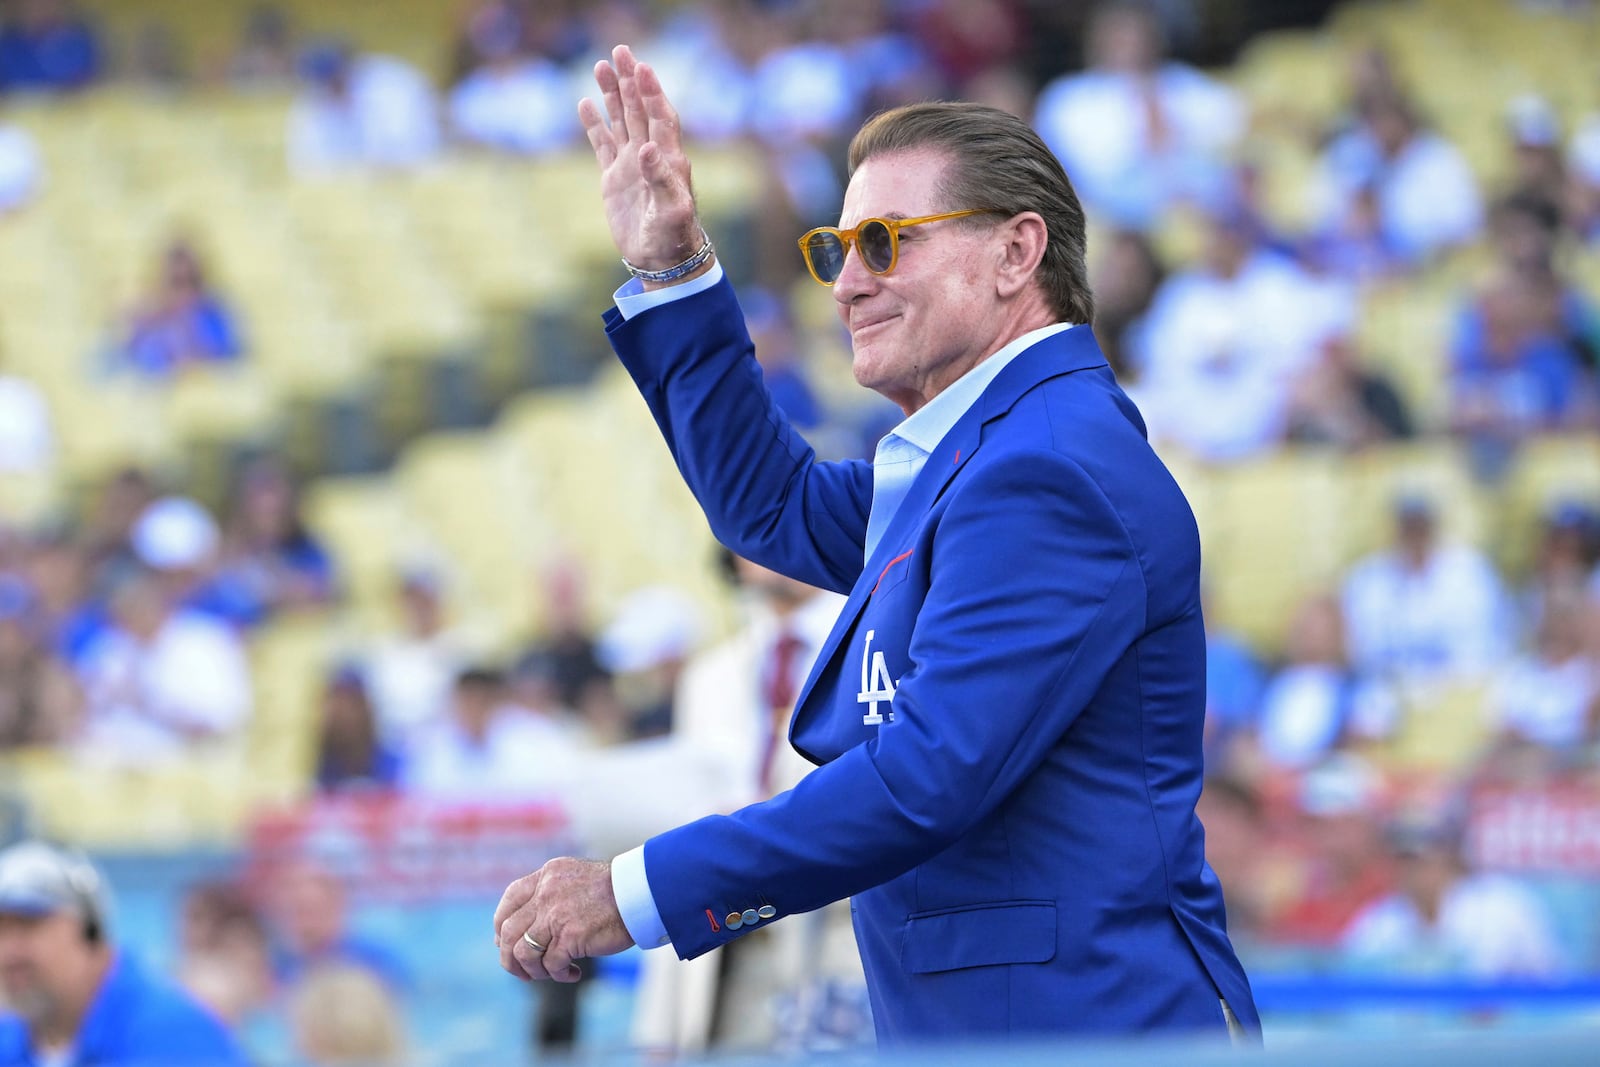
xmin=0 ymin=375 xmax=53 ymax=472
xmin=364 ymin=631 xmax=468 ymax=744
xmin=448 ymin=58 xmax=576 ymax=155
xmin=0 ymin=123 xmax=41 ymax=214
xmin=1342 ymin=874 xmax=1563 ymax=977
xmin=1033 ymin=64 xmax=1245 ymax=230
xmin=1488 ymin=653 xmax=1597 ymax=748
xmin=76 ymin=610 xmax=252 ymax=763
xmin=289 ymin=54 xmax=440 ymax=173
xmin=400 ymin=705 xmax=584 ymax=800
xmin=1134 ymin=250 xmax=1353 ymax=460
xmin=1314 ymin=127 xmax=1483 ymax=264
xmin=1342 ymin=544 xmax=1509 ymax=682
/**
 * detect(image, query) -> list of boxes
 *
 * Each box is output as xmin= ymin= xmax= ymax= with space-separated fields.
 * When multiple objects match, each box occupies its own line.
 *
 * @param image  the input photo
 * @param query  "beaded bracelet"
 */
xmin=621 ymin=234 xmax=715 ymax=283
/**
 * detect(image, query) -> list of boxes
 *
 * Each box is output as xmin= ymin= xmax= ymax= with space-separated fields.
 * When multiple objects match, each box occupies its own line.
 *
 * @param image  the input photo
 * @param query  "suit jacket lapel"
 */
xmin=788 ymin=325 xmax=1109 ymax=749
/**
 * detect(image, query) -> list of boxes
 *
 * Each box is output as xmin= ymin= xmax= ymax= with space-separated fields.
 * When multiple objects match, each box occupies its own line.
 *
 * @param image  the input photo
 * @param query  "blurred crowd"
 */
xmin=1 ymin=0 xmax=1600 ymax=1060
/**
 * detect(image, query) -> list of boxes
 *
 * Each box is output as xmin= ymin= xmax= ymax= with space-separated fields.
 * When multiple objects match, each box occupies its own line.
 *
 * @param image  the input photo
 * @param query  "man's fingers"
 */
xmin=615 ymin=47 xmax=648 ymax=146
xmin=578 ymin=98 xmax=617 ymax=169
xmin=636 ymin=62 xmax=683 ymax=159
xmin=595 ymin=58 xmax=626 ymax=140
xmin=491 ymin=873 xmax=538 ymax=945
xmin=541 ymin=940 xmax=581 ymax=984
xmin=512 ymin=935 xmax=555 ymax=982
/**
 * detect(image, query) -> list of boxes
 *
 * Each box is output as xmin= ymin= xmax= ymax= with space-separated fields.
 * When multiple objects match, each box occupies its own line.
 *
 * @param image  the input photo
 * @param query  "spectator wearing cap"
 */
xmin=1504 ymin=94 xmax=1569 ymax=213
xmin=72 ymin=560 xmax=252 ymax=765
xmin=126 ymin=495 xmax=248 ymax=628
xmin=1312 ymin=91 xmax=1483 ymax=267
xmin=0 ymin=840 xmax=246 ymax=1065
xmin=1031 ymin=1 xmax=1246 ymax=231
xmin=1341 ymin=811 xmax=1564 ymax=978
xmin=1341 ymin=495 xmax=1510 ymax=685
xmin=114 ymin=239 xmax=243 ymax=379
xmin=446 ymin=4 xmax=577 ymax=156
xmin=313 ymin=664 xmax=402 ymax=793
xmin=1569 ymin=110 xmax=1600 ymax=243
xmin=287 ymin=38 xmax=439 ymax=174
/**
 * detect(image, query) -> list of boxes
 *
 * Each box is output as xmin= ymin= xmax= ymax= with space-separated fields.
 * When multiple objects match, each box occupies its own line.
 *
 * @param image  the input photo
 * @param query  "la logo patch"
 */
xmin=857 ymin=629 xmax=897 ymax=726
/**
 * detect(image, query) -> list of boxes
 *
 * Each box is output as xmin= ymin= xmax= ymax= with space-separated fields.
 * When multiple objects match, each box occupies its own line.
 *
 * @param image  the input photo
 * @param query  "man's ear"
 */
xmin=995 ymin=212 xmax=1048 ymax=299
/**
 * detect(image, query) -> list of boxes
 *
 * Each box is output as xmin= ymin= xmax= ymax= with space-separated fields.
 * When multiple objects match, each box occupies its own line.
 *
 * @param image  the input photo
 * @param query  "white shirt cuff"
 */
xmin=611 ymin=845 xmax=672 ymax=950
xmin=613 ymin=260 xmax=725 ymax=320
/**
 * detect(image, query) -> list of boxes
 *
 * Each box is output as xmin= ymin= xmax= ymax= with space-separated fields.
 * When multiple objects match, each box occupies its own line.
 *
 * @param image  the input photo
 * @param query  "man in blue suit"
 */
xmin=494 ymin=44 xmax=1259 ymax=1045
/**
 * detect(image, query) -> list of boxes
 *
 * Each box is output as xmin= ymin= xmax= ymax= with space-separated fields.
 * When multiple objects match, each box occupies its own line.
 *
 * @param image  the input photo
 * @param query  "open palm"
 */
xmin=579 ymin=46 xmax=704 ymax=272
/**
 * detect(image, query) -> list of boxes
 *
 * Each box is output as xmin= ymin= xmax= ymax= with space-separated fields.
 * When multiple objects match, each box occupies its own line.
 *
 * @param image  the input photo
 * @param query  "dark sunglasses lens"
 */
xmin=859 ymin=220 xmax=894 ymax=273
xmin=805 ymin=232 xmax=847 ymax=282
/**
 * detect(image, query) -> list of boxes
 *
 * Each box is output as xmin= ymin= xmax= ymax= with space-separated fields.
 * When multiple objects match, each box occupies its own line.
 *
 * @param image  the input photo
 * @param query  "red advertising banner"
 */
xmin=246 ymin=793 xmax=577 ymax=902
xmin=1467 ymin=785 xmax=1600 ymax=875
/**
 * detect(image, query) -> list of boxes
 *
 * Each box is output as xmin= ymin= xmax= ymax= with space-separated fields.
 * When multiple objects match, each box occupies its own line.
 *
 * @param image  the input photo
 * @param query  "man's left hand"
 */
xmin=494 ymin=857 xmax=635 ymax=983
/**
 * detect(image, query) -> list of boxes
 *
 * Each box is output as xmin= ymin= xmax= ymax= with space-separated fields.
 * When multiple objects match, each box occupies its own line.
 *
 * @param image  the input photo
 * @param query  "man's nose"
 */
xmin=832 ymin=240 xmax=877 ymax=306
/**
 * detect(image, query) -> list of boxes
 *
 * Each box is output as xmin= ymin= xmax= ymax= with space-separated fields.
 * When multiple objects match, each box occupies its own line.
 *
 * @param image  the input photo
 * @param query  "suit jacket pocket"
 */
xmin=901 ymin=901 xmax=1057 ymax=975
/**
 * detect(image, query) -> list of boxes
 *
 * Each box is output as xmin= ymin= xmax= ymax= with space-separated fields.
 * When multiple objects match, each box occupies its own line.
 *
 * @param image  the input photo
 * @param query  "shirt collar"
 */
xmin=888 ymin=322 xmax=1075 ymax=454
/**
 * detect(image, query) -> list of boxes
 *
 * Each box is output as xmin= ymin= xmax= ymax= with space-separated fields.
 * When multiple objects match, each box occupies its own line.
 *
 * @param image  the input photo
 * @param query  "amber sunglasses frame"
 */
xmin=796 ymin=208 xmax=996 ymax=286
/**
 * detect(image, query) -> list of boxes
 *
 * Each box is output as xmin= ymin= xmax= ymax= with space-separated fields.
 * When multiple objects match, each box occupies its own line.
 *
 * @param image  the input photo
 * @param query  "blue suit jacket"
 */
xmin=606 ymin=278 xmax=1259 ymax=1044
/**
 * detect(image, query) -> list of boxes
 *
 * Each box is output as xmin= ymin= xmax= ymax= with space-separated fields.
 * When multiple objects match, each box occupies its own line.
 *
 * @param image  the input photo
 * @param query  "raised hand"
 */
xmin=578 ymin=45 xmax=706 ymax=278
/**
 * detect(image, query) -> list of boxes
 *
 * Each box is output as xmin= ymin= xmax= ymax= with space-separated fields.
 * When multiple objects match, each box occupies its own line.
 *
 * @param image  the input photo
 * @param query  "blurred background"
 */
xmin=0 ymin=0 xmax=1597 ymax=1062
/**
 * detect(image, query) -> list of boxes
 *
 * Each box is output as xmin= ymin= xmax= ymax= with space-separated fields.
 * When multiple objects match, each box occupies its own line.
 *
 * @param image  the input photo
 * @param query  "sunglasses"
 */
xmin=797 ymin=209 xmax=996 ymax=286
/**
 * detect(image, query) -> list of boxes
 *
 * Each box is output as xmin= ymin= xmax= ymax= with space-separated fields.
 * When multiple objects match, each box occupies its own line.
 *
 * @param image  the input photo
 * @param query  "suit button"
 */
xmin=741 ymin=909 xmax=759 ymax=925
xmin=725 ymin=912 xmax=743 ymax=930
xmin=757 ymin=905 xmax=777 ymax=920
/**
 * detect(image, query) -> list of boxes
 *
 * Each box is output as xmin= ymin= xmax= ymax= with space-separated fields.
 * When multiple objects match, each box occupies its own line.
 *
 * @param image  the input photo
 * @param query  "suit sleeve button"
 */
xmin=757 ymin=905 xmax=777 ymax=919
xmin=726 ymin=912 xmax=743 ymax=930
xmin=741 ymin=909 xmax=759 ymax=925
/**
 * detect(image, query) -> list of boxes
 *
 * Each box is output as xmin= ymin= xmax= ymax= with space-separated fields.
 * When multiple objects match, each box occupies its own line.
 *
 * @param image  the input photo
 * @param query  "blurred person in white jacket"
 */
xmin=632 ymin=552 xmax=867 ymax=1055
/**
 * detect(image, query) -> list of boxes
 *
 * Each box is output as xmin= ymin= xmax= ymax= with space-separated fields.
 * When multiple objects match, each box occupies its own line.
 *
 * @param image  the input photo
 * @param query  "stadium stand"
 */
xmin=0 ymin=0 xmax=1598 ymax=1063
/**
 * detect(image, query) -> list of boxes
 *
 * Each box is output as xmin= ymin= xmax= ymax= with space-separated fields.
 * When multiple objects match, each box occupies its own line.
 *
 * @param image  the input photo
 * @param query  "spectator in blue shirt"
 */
xmin=116 ymin=239 xmax=243 ymax=378
xmin=314 ymin=664 xmax=403 ymax=793
xmin=210 ymin=458 xmax=338 ymax=628
xmin=0 ymin=840 xmax=246 ymax=1066
xmin=0 ymin=0 xmax=101 ymax=93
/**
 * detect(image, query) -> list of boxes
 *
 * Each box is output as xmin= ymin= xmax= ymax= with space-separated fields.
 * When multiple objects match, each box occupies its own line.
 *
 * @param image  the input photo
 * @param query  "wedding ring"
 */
xmin=522 ymin=931 xmax=546 ymax=953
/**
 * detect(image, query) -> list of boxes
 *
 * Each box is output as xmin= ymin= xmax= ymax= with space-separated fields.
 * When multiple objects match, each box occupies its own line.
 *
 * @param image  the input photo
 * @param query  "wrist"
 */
xmin=623 ymin=229 xmax=714 ymax=288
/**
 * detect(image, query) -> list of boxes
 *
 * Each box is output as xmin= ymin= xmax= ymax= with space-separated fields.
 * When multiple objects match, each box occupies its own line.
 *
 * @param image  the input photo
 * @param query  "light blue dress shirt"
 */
xmin=608 ymin=263 xmax=1072 ymax=951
